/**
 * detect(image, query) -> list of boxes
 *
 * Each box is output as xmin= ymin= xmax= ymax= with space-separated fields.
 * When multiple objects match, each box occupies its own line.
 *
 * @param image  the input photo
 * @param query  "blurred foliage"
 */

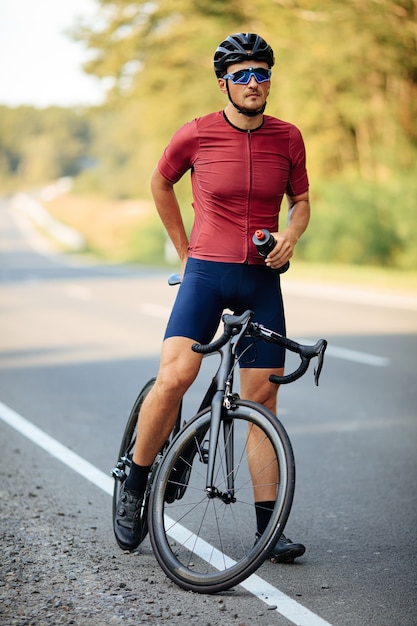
xmin=300 ymin=176 xmax=417 ymax=269
xmin=73 ymin=0 xmax=417 ymax=181
xmin=0 ymin=106 xmax=91 ymax=189
xmin=1 ymin=0 xmax=416 ymax=268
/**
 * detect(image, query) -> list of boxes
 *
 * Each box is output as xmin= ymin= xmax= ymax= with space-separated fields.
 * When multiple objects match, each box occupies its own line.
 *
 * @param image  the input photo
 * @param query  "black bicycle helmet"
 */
xmin=214 ymin=33 xmax=275 ymax=78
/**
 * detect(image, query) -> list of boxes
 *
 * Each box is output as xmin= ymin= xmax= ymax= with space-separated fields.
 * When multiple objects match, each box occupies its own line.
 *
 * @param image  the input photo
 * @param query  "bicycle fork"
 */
xmin=204 ymin=390 xmax=236 ymax=504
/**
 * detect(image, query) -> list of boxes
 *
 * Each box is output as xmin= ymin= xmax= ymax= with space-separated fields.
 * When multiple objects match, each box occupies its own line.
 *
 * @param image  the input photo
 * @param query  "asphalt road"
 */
xmin=1 ymin=197 xmax=416 ymax=626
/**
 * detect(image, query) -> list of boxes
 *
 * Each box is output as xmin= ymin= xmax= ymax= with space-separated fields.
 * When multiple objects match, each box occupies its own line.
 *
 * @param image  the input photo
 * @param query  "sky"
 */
xmin=0 ymin=0 xmax=106 ymax=108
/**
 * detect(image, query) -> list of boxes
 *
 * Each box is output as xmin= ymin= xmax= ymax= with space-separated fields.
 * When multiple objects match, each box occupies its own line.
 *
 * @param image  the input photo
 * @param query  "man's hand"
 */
xmin=265 ymin=191 xmax=310 ymax=270
xmin=265 ymin=230 xmax=296 ymax=269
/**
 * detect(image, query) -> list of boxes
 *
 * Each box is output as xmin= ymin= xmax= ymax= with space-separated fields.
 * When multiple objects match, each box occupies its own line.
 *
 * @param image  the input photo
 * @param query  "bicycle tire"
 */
xmin=148 ymin=400 xmax=295 ymax=593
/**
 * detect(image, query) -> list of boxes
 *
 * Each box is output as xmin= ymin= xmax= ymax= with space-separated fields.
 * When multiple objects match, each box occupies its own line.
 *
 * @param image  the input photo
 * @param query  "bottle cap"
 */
xmin=254 ymin=229 xmax=266 ymax=241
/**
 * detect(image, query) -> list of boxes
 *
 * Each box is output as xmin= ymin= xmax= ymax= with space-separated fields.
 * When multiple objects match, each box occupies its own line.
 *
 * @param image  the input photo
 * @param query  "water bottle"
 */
xmin=252 ymin=229 xmax=290 ymax=274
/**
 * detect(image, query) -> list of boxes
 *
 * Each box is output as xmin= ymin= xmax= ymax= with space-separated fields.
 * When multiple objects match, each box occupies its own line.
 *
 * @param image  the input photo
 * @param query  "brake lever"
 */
xmin=313 ymin=339 xmax=327 ymax=386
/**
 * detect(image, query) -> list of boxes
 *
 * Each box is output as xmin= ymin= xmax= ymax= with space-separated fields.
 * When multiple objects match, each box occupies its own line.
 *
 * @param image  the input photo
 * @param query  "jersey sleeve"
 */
xmin=286 ymin=125 xmax=309 ymax=197
xmin=157 ymin=120 xmax=199 ymax=184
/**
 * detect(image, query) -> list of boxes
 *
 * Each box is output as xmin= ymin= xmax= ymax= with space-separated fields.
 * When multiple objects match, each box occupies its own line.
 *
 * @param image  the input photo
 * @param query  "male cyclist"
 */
xmin=114 ymin=33 xmax=309 ymax=564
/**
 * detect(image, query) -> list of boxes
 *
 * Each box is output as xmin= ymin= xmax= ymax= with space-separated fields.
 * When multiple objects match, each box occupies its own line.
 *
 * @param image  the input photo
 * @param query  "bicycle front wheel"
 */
xmin=148 ymin=400 xmax=295 ymax=593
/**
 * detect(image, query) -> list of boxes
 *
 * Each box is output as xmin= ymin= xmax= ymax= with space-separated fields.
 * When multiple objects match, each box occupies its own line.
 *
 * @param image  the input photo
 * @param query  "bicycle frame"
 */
xmin=191 ymin=313 xmax=326 ymax=502
xmin=196 ymin=329 xmax=247 ymax=502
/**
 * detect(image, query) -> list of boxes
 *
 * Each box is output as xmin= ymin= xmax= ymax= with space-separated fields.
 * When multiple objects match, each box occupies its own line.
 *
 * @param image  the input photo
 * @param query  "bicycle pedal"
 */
xmin=111 ymin=467 xmax=127 ymax=481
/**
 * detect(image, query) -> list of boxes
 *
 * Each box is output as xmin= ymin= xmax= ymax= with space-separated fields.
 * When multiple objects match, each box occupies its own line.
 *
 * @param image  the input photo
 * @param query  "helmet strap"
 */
xmin=226 ymin=81 xmax=267 ymax=117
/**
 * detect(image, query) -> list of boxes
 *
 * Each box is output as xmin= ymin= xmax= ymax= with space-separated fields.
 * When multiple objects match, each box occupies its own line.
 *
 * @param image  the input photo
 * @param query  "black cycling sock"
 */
xmin=124 ymin=461 xmax=152 ymax=497
xmin=255 ymin=501 xmax=275 ymax=535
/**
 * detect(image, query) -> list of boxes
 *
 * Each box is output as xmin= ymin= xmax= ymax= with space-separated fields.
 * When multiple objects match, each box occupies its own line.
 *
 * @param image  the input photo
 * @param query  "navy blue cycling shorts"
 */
xmin=164 ymin=257 xmax=286 ymax=368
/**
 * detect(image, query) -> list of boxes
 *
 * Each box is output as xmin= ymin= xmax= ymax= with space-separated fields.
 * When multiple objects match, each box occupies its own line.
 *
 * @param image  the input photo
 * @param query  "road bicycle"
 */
xmin=112 ymin=274 xmax=327 ymax=593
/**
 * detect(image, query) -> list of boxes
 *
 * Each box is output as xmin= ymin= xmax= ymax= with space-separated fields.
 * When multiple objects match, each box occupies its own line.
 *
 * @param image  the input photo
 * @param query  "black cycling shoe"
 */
xmin=114 ymin=485 xmax=144 ymax=551
xmin=256 ymin=532 xmax=305 ymax=564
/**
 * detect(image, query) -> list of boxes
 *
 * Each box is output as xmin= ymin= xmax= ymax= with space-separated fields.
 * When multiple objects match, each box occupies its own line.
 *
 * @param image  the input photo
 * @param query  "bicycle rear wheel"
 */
xmin=148 ymin=400 xmax=295 ymax=593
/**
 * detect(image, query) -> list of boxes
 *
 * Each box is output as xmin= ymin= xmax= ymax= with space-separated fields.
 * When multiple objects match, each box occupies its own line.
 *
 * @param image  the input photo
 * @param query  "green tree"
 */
xmin=75 ymin=0 xmax=417 ymax=182
xmin=0 ymin=106 xmax=91 ymax=190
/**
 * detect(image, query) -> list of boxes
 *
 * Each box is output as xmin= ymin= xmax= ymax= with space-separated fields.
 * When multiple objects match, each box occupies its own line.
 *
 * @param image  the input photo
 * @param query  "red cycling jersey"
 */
xmin=158 ymin=111 xmax=309 ymax=264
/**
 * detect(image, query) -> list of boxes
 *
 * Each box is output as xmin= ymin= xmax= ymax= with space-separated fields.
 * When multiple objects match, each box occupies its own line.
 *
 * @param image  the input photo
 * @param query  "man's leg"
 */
xmin=114 ymin=336 xmax=202 ymax=551
xmin=240 ymin=367 xmax=280 ymax=502
xmin=240 ymin=367 xmax=305 ymax=563
xmin=133 ymin=336 xmax=203 ymax=466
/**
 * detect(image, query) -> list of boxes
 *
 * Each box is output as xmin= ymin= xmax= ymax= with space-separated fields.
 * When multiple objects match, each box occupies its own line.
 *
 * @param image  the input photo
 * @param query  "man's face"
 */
xmin=218 ymin=60 xmax=271 ymax=113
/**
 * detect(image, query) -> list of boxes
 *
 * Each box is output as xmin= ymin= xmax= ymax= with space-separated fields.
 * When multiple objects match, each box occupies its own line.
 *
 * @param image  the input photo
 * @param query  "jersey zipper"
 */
xmin=245 ymin=130 xmax=252 ymax=263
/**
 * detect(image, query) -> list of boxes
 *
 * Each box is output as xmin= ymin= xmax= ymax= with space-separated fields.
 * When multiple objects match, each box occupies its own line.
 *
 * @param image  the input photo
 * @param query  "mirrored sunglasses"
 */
xmin=223 ymin=67 xmax=272 ymax=85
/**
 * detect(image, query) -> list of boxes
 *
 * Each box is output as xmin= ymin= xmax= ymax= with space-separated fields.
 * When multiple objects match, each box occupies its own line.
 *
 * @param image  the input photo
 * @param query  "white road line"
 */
xmin=324 ymin=344 xmax=389 ymax=366
xmin=0 ymin=401 xmax=113 ymax=496
xmin=283 ymin=281 xmax=417 ymax=311
xmin=165 ymin=517 xmax=333 ymax=626
xmin=0 ymin=400 xmax=333 ymax=626
xmin=298 ymin=339 xmax=389 ymax=367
